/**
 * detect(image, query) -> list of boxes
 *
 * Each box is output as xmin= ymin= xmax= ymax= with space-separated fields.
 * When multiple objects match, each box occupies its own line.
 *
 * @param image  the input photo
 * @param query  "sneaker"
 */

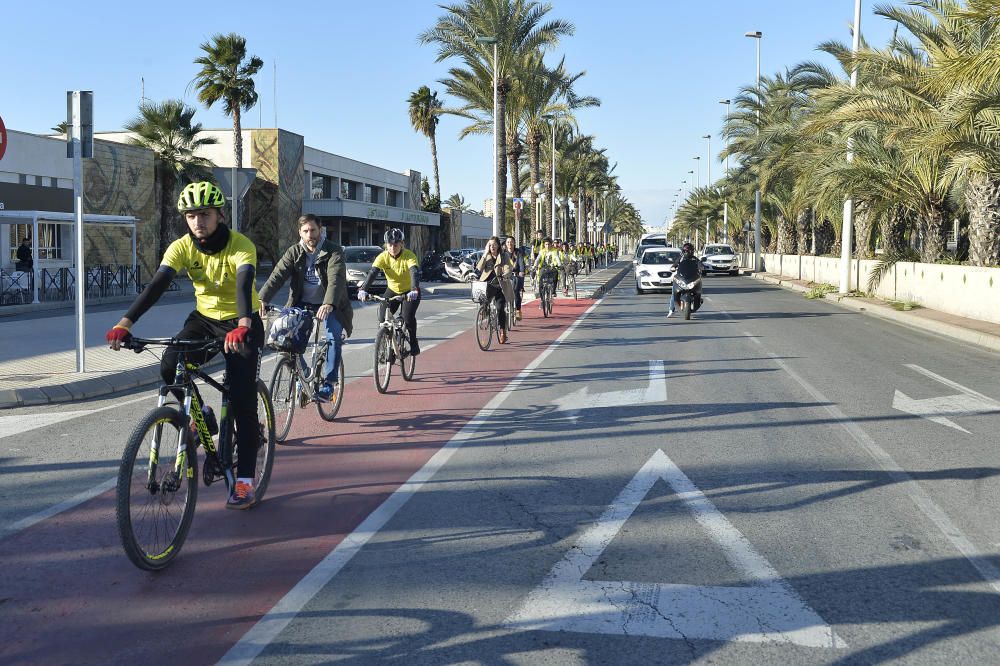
xmin=667 ymin=310 xmax=674 ymax=318
xmin=226 ymin=481 xmax=256 ymax=510
xmin=316 ymin=382 xmax=334 ymax=402
xmin=516 ymin=309 xmax=522 ymax=320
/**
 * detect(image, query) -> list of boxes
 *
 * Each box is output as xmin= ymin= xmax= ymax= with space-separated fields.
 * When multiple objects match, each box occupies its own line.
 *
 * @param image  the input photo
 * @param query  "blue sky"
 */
xmin=4 ymin=1 xmax=898 ymax=229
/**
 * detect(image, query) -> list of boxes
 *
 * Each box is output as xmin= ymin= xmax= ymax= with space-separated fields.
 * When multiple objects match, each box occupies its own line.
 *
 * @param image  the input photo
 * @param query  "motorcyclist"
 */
xmin=667 ymin=242 xmax=704 ymax=318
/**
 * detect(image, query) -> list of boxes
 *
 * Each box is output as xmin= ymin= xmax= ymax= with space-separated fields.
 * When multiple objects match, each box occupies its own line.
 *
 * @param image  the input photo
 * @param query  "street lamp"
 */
xmin=703 ymin=134 xmax=711 ymax=242
xmin=839 ymin=0 xmax=863 ymax=294
xmin=719 ymin=100 xmax=731 ymax=242
xmin=476 ymin=35 xmax=500 ymax=236
xmin=746 ymin=29 xmax=762 ymax=272
xmin=542 ymin=113 xmax=560 ymax=239
xmin=693 ymin=156 xmax=701 ymax=188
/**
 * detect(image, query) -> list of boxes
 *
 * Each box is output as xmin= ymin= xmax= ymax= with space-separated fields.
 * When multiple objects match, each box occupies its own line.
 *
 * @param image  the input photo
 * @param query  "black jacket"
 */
xmin=259 ymin=240 xmax=354 ymax=336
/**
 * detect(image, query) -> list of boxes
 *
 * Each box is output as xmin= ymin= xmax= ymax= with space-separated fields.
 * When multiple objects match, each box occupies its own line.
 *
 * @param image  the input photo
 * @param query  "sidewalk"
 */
xmin=750 ymin=271 xmax=1000 ymax=354
xmin=0 ymin=261 xmax=632 ymax=409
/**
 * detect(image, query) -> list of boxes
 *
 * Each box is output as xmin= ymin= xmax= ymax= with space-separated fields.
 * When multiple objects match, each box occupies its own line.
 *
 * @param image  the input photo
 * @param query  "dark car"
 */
xmin=344 ymin=245 xmax=387 ymax=299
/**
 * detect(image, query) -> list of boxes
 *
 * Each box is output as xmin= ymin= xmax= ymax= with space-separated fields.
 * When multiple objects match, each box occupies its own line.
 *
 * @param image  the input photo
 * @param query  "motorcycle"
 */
xmin=420 ymin=252 xmax=447 ymax=282
xmin=671 ymin=263 xmax=703 ymax=320
xmin=443 ymin=255 xmax=477 ymax=283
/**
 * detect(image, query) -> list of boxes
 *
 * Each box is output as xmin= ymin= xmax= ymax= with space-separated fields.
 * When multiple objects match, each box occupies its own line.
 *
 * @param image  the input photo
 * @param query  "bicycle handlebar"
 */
xmin=367 ymin=294 xmax=407 ymax=303
xmin=124 ymin=336 xmax=223 ymax=354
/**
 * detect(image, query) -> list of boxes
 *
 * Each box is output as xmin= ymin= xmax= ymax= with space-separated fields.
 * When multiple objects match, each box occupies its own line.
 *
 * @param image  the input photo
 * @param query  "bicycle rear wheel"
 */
xmin=116 ymin=406 xmax=197 ymax=571
xmin=374 ymin=329 xmax=392 ymax=393
xmin=317 ymin=355 xmax=345 ymax=421
xmin=572 ymin=275 xmax=578 ymax=301
xmin=475 ymin=304 xmax=492 ymax=350
xmin=269 ymin=356 xmax=296 ymax=442
xmin=399 ymin=334 xmax=416 ymax=380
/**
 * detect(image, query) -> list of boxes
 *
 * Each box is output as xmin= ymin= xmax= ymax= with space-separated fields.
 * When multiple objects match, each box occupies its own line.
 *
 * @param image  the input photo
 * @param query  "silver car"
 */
xmin=344 ymin=245 xmax=387 ymax=298
xmin=635 ymin=247 xmax=682 ymax=294
xmin=700 ymin=244 xmax=740 ymax=275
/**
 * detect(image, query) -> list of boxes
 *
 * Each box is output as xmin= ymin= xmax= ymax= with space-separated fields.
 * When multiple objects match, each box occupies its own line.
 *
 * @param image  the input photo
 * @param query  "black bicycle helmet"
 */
xmin=384 ymin=228 xmax=404 ymax=244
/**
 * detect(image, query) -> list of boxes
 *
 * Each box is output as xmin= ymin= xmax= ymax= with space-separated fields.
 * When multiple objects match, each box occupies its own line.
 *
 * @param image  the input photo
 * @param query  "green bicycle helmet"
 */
xmin=177 ymin=181 xmax=226 ymax=212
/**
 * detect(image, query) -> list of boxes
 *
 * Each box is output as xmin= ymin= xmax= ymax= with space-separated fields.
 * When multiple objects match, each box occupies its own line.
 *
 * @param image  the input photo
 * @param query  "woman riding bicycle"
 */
xmin=503 ymin=236 xmax=526 ymax=321
xmin=476 ymin=236 xmax=511 ymax=344
xmin=358 ymin=229 xmax=421 ymax=356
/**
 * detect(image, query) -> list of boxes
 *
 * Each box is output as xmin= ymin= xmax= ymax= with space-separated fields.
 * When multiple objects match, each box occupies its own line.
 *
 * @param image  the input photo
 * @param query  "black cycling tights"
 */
xmin=379 ymin=289 xmax=421 ymax=350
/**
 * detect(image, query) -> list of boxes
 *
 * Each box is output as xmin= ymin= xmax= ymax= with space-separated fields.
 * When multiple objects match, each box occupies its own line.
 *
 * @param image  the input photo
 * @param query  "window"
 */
xmin=8 ymin=224 xmax=31 ymax=262
xmin=38 ymin=223 xmax=63 ymax=259
xmin=341 ymin=180 xmax=356 ymax=200
xmin=364 ymin=185 xmax=372 ymax=203
xmin=386 ymin=190 xmax=399 ymax=207
xmin=50 ymin=177 xmax=58 ymax=188
xmin=34 ymin=176 xmax=43 ymax=186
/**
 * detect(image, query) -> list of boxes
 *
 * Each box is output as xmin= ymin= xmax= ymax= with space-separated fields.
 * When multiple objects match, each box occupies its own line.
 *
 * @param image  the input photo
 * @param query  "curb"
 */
xmin=749 ymin=273 xmax=1000 ymax=354
xmin=0 ymin=356 xmax=225 ymax=409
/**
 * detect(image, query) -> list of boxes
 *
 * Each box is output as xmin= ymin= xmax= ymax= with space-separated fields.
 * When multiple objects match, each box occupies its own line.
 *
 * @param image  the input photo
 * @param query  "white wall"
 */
xmin=763 ymin=253 xmax=1000 ymax=324
xmin=305 ymin=147 xmax=409 ymax=191
xmin=0 ymin=130 xmax=73 ymax=185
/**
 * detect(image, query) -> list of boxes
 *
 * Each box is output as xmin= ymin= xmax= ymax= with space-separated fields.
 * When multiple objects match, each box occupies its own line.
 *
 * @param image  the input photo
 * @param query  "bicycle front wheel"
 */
xmin=252 ymin=379 xmax=277 ymax=500
xmin=475 ymin=305 xmax=492 ymax=350
xmin=399 ymin=334 xmax=416 ymax=380
xmin=572 ymin=276 xmax=578 ymax=301
xmin=317 ymin=355 xmax=345 ymax=421
xmin=374 ymin=328 xmax=392 ymax=393
xmin=269 ymin=356 xmax=296 ymax=442
xmin=116 ymin=406 xmax=197 ymax=571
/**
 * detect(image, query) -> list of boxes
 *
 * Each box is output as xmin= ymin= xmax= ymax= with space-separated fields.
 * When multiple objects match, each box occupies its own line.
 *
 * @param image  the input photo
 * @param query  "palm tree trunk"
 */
xmin=878 ymin=206 xmax=907 ymax=255
xmin=776 ymin=215 xmax=795 ymax=254
xmin=233 ymin=109 xmax=243 ymax=169
xmin=430 ymin=130 xmax=441 ymax=205
xmin=919 ymin=202 xmax=947 ymax=263
xmin=796 ymin=209 xmax=810 ymax=255
xmin=159 ymin=167 xmax=177 ymax=262
xmin=576 ymin=186 xmax=584 ymax=243
xmin=854 ymin=204 xmax=874 ymax=260
xmin=966 ymin=171 xmax=1000 ymax=267
xmin=495 ymin=81 xmax=510 ymax=236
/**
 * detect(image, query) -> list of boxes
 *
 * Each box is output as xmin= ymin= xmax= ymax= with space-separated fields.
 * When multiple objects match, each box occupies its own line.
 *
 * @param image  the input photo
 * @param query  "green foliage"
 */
xmin=804 ymin=283 xmax=837 ymax=299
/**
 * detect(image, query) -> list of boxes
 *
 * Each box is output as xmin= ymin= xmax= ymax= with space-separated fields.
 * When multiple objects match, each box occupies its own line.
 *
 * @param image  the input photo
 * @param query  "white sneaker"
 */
xmin=667 ymin=310 xmax=674 ymax=318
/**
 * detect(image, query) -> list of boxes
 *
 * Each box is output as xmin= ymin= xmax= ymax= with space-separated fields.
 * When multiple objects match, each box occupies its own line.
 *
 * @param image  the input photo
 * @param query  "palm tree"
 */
xmin=420 ymin=0 xmax=574 ymax=233
xmin=192 ymin=33 xmax=263 ymax=169
xmin=408 ymin=86 xmax=444 ymax=205
xmin=444 ymin=193 xmax=473 ymax=211
xmin=124 ymin=100 xmax=217 ymax=260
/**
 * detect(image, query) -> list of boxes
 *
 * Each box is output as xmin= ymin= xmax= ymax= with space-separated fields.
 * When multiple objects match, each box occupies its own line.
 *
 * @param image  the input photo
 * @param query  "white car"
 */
xmin=700 ymin=244 xmax=740 ymax=275
xmin=635 ymin=247 xmax=682 ymax=294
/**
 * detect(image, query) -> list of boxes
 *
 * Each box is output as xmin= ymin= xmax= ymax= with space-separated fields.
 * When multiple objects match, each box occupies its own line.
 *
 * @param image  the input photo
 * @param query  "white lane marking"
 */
xmin=742 ymin=331 xmax=1000 ymax=595
xmin=219 ymin=299 xmax=604 ymax=665
xmin=0 ymin=478 xmax=117 ymax=541
xmin=892 ymin=364 xmax=1000 ymax=433
xmin=553 ymin=360 xmax=666 ymax=413
xmin=507 ymin=449 xmax=845 ymax=647
xmin=0 ymin=411 xmax=99 ymax=440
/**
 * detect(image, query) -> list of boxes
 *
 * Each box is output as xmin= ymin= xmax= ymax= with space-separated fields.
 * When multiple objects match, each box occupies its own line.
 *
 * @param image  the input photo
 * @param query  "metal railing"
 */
xmin=0 ymin=264 xmax=140 ymax=306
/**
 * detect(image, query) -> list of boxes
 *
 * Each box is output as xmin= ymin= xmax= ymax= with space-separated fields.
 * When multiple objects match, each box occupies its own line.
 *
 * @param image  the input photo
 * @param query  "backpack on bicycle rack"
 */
xmin=266 ymin=307 xmax=315 ymax=353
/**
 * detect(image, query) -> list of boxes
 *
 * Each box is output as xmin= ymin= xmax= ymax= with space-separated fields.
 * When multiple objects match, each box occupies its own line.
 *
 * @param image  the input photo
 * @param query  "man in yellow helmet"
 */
xmin=106 ymin=181 xmax=265 ymax=510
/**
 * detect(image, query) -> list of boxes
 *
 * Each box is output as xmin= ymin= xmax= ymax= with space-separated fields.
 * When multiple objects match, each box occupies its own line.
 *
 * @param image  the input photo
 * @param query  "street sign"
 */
xmin=0 ymin=114 xmax=7 ymax=161
xmin=213 ymin=167 xmax=258 ymax=201
xmin=512 ymin=198 xmax=524 ymax=211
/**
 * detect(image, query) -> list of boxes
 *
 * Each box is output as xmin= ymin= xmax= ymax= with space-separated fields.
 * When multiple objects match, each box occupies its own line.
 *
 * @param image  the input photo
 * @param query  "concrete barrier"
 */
xmin=762 ymin=253 xmax=1000 ymax=324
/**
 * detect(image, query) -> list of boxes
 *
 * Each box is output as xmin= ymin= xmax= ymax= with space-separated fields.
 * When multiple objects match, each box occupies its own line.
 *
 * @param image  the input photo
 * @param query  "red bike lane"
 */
xmin=0 ymin=299 xmax=595 ymax=665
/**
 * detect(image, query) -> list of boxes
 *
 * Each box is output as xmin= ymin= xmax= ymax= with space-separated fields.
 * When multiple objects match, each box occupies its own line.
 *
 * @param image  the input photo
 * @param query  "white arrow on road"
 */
xmin=892 ymin=364 xmax=1000 ymax=433
xmin=553 ymin=360 xmax=666 ymax=413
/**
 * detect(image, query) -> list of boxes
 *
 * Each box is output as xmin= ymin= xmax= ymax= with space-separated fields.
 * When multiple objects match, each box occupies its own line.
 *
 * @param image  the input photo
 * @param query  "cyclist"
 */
xmin=668 ymin=242 xmax=705 ymax=318
xmin=503 ymin=236 xmax=526 ymax=321
xmin=106 ymin=181 xmax=264 ymax=509
xmin=258 ymin=214 xmax=353 ymax=401
xmin=476 ymin=236 xmax=510 ymax=343
xmin=358 ymin=228 xmax=421 ymax=356
xmin=535 ymin=237 xmax=562 ymax=306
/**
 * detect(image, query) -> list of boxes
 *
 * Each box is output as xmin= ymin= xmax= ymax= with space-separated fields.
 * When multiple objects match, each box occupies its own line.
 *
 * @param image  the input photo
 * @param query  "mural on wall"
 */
xmin=245 ymin=129 xmax=304 ymax=265
xmin=83 ymin=141 xmax=158 ymax=276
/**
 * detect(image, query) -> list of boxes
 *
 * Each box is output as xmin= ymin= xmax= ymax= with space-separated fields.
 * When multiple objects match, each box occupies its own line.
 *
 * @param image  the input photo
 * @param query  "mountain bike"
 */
xmin=115 ymin=336 xmax=276 ymax=571
xmin=370 ymin=294 xmax=414 ymax=393
xmin=267 ymin=307 xmax=345 ymax=442
xmin=565 ymin=260 xmax=580 ymax=300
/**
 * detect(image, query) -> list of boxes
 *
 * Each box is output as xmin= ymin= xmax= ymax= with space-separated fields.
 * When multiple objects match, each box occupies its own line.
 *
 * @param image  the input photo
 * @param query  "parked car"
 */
xmin=343 ymin=245 xmax=387 ymax=299
xmin=700 ymin=244 xmax=740 ymax=275
xmin=635 ymin=247 xmax=682 ymax=294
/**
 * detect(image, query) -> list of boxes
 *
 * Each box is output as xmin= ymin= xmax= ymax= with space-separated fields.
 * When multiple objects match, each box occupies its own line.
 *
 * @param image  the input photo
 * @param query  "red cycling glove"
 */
xmin=106 ymin=326 xmax=130 ymax=345
xmin=225 ymin=326 xmax=251 ymax=347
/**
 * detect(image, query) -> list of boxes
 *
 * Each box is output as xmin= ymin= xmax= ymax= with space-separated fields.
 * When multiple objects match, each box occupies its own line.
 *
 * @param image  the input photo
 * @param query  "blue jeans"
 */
xmin=322 ymin=314 xmax=343 ymax=384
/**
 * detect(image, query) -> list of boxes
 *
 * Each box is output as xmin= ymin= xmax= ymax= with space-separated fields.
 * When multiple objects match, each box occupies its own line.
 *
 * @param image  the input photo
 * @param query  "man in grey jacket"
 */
xmin=259 ymin=214 xmax=353 ymax=401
